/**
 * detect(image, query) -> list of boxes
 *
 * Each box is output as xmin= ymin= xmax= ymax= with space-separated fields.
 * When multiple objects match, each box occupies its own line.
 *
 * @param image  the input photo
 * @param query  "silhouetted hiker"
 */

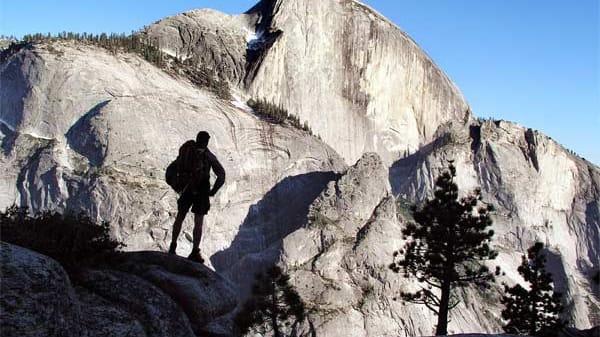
xmin=168 ymin=131 xmax=225 ymax=263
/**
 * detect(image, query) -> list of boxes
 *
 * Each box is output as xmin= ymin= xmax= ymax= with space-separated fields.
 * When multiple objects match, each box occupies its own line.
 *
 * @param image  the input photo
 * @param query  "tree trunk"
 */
xmin=272 ymin=313 xmax=281 ymax=337
xmin=271 ymin=284 xmax=281 ymax=337
xmin=436 ymin=279 xmax=451 ymax=336
xmin=529 ymin=288 xmax=539 ymax=336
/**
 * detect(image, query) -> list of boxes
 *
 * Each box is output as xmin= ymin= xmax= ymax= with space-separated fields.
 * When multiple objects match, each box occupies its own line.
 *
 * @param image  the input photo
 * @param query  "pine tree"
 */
xmin=501 ymin=242 xmax=564 ymax=335
xmin=235 ymin=266 xmax=307 ymax=337
xmin=389 ymin=162 xmax=499 ymax=336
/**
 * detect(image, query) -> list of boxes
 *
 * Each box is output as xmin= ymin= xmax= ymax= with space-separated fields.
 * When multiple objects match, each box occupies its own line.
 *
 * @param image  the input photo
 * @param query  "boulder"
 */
xmin=116 ymin=251 xmax=238 ymax=333
xmin=75 ymin=286 xmax=147 ymax=337
xmin=77 ymin=269 xmax=195 ymax=337
xmin=0 ymin=242 xmax=86 ymax=337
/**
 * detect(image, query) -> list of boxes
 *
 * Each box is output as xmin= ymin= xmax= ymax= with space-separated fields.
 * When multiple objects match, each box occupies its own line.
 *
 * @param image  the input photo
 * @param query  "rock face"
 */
xmin=0 ymin=242 xmax=85 ymax=337
xmin=139 ymin=9 xmax=254 ymax=84
xmin=280 ymin=152 xmax=505 ymax=336
xmin=1 ymin=0 xmax=599 ymax=336
xmin=246 ymin=0 xmax=470 ymax=164
xmin=142 ymin=0 xmax=470 ymax=164
xmin=390 ymin=120 xmax=600 ymax=329
xmin=78 ymin=269 xmax=196 ymax=337
xmin=0 ymin=243 xmax=239 ymax=337
xmin=76 ymin=286 xmax=150 ymax=337
xmin=0 ymin=40 xmax=346 ymax=262
xmin=281 ymin=153 xmax=415 ymax=337
xmin=278 ymin=139 xmax=599 ymax=335
xmin=116 ymin=251 xmax=237 ymax=333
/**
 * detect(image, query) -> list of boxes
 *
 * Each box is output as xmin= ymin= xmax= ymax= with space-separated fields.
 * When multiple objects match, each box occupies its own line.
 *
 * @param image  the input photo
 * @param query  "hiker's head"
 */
xmin=196 ymin=131 xmax=210 ymax=149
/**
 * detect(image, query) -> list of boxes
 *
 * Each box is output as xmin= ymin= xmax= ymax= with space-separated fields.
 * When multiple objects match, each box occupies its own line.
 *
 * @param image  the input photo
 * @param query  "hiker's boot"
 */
xmin=168 ymin=242 xmax=177 ymax=255
xmin=187 ymin=249 xmax=204 ymax=264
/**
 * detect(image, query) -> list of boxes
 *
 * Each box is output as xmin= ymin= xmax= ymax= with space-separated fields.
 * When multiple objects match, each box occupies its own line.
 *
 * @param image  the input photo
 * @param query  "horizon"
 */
xmin=0 ymin=0 xmax=598 ymax=165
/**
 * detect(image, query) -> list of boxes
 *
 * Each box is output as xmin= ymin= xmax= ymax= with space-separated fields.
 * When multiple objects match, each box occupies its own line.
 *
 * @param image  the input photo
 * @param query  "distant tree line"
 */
xmin=22 ymin=32 xmax=166 ymax=67
xmin=476 ymin=116 xmax=503 ymax=124
xmin=0 ymin=34 xmax=17 ymax=41
xmin=7 ymin=31 xmax=318 ymax=133
xmin=475 ymin=117 xmax=584 ymax=159
xmin=247 ymin=98 xmax=313 ymax=134
xmin=16 ymin=31 xmax=231 ymax=99
xmin=180 ymin=61 xmax=231 ymax=100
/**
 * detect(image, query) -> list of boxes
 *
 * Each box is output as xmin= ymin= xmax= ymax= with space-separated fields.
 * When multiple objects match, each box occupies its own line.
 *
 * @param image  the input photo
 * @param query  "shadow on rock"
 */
xmin=65 ymin=100 xmax=111 ymax=167
xmin=389 ymin=147 xmax=428 ymax=198
xmin=211 ymin=171 xmax=338 ymax=298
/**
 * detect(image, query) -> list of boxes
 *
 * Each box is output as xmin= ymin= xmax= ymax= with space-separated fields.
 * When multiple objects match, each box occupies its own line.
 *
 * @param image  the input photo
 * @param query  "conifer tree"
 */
xmin=501 ymin=242 xmax=564 ymax=335
xmin=389 ymin=162 xmax=499 ymax=336
xmin=235 ymin=266 xmax=307 ymax=337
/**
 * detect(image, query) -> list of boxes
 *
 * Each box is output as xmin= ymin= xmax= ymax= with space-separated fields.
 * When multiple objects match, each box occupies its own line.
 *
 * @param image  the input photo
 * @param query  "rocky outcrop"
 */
xmin=0 ymin=243 xmax=239 ymax=337
xmin=390 ymin=120 xmax=600 ymax=329
xmin=116 ymin=251 xmax=237 ymax=334
xmin=277 ymin=140 xmax=599 ymax=335
xmin=78 ymin=269 xmax=196 ymax=337
xmin=76 ymin=286 xmax=150 ymax=337
xmin=139 ymin=9 xmax=254 ymax=84
xmin=0 ymin=242 xmax=85 ymax=337
xmin=283 ymin=154 xmax=394 ymax=336
xmin=280 ymin=152 xmax=504 ymax=336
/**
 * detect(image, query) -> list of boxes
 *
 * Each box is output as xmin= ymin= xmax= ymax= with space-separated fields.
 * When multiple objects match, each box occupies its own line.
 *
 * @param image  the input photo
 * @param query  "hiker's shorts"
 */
xmin=177 ymin=188 xmax=210 ymax=215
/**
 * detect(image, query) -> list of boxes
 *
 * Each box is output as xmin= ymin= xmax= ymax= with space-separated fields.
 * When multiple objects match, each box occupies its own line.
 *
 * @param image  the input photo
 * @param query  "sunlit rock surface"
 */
xmin=143 ymin=0 xmax=470 ymax=165
xmin=390 ymin=120 xmax=600 ymax=329
xmin=1 ymin=0 xmax=598 ymax=335
xmin=0 ymin=41 xmax=346 ymax=265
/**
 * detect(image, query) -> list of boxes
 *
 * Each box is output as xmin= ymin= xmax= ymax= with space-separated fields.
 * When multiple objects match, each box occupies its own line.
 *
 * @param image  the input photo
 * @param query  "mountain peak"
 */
xmin=145 ymin=0 xmax=471 ymax=164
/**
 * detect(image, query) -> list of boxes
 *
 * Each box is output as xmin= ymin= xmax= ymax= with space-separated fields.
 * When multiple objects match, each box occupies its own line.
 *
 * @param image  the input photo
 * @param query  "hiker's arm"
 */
xmin=209 ymin=155 xmax=226 ymax=196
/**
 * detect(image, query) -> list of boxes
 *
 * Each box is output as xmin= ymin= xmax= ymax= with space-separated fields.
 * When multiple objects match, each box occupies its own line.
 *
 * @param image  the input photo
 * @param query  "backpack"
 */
xmin=194 ymin=149 xmax=211 ymax=184
xmin=166 ymin=141 xmax=211 ymax=193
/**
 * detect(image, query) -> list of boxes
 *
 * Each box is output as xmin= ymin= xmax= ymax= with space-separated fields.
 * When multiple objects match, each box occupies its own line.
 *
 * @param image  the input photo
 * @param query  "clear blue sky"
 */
xmin=1 ymin=1 xmax=598 ymax=165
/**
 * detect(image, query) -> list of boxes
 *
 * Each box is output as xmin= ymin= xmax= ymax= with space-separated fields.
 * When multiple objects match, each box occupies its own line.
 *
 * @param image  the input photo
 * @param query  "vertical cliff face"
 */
xmin=244 ymin=0 xmax=470 ymax=164
xmin=142 ymin=0 xmax=471 ymax=165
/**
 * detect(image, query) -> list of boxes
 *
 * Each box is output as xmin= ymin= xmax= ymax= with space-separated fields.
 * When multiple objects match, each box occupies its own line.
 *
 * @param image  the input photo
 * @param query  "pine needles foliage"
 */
xmin=247 ymin=98 xmax=313 ymax=134
xmin=389 ymin=161 xmax=499 ymax=335
xmin=0 ymin=206 xmax=124 ymax=279
xmin=501 ymin=242 xmax=564 ymax=336
xmin=235 ymin=266 xmax=307 ymax=337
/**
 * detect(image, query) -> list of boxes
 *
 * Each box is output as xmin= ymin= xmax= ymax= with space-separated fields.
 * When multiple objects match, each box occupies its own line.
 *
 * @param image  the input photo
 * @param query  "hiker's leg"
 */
xmin=171 ymin=211 xmax=186 ymax=244
xmin=192 ymin=213 xmax=204 ymax=250
xmin=172 ymin=192 xmax=193 ymax=253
